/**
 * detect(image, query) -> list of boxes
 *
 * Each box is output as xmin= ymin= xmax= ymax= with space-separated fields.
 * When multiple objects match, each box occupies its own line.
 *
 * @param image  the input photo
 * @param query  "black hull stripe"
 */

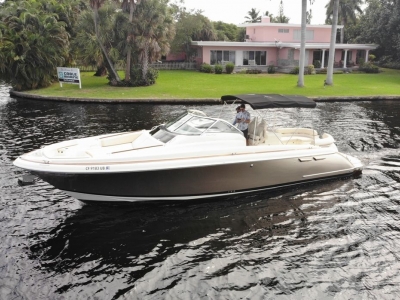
xmin=65 ymin=172 xmax=359 ymax=202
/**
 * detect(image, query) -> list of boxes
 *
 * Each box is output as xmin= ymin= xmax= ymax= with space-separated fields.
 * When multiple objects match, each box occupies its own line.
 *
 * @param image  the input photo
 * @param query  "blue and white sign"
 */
xmin=57 ymin=67 xmax=81 ymax=88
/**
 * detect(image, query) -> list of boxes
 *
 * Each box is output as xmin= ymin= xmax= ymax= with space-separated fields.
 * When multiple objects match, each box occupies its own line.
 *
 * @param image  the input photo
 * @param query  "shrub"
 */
xmin=290 ymin=66 xmax=299 ymax=74
xmin=200 ymin=63 xmax=213 ymax=73
xmin=313 ymin=60 xmax=321 ymax=68
xmin=214 ymin=64 xmax=223 ymax=74
xmin=316 ymin=68 xmax=344 ymax=75
xmin=128 ymin=65 xmax=159 ymax=86
xmin=368 ymin=54 xmax=376 ymax=62
xmin=360 ymin=62 xmax=380 ymax=73
xmin=307 ymin=65 xmax=315 ymax=75
xmin=307 ymin=65 xmax=316 ymax=75
xmin=377 ymin=56 xmax=400 ymax=70
xmin=225 ymin=62 xmax=235 ymax=74
xmin=267 ymin=65 xmax=276 ymax=74
xmin=246 ymin=69 xmax=262 ymax=74
xmin=239 ymin=68 xmax=248 ymax=74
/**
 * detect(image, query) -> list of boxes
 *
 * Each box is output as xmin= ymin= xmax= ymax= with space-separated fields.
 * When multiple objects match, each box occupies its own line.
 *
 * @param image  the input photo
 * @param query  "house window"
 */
xmin=210 ymin=50 xmax=235 ymax=65
xmin=278 ymin=28 xmax=289 ymax=33
xmin=243 ymin=51 xmax=267 ymax=66
xmin=293 ymin=30 xmax=314 ymax=41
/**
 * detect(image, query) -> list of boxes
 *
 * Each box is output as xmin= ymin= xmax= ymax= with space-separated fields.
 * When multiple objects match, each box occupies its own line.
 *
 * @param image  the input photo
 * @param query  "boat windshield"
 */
xmin=163 ymin=112 xmax=240 ymax=136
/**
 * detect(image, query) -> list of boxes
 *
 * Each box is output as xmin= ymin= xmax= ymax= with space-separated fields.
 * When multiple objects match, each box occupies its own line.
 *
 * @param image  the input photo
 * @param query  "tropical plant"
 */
xmin=72 ymin=3 xmax=118 ymax=76
xmin=291 ymin=66 xmax=300 ymax=74
xmin=0 ymin=0 xmax=71 ymax=90
xmin=313 ymin=60 xmax=321 ymax=68
xmin=225 ymin=62 xmax=235 ymax=74
xmin=273 ymin=0 xmax=290 ymax=23
xmin=245 ymin=8 xmax=261 ymax=23
xmin=129 ymin=0 xmax=174 ymax=85
xmin=171 ymin=9 xmax=216 ymax=61
xmin=359 ymin=61 xmax=379 ymax=73
xmin=325 ymin=0 xmax=364 ymax=43
xmin=89 ymin=0 xmax=121 ymax=85
xmin=214 ymin=64 xmax=223 ymax=74
xmin=213 ymin=21 xmax=240 ymax=41
xmin=267 ymin=65 xmax=276 ymax=74
xmin=199 ymin=63 xmax=213 ymax=73
xmin=117 ymin=0 xmax=143 ymax=82
xmin=307 ymin=64 xmax=315 ymax=74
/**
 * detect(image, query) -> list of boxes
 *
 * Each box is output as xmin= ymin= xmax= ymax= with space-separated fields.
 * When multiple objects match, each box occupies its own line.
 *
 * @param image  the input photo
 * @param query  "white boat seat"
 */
xmin=248 ymin=118 xmax=267 ymax=145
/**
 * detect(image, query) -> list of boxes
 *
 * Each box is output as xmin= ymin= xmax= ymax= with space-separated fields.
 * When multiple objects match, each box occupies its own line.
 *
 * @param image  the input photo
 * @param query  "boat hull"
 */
xmin=31 ymin=152 xmax=361 ymax=202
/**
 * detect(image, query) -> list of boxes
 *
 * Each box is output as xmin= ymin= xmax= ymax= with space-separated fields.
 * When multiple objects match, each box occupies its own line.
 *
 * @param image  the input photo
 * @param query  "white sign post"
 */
xmin=57 ymin=67 xmax=82 ymax=89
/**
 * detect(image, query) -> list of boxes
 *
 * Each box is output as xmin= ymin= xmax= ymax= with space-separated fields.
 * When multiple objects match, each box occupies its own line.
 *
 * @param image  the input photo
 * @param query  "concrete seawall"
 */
xmin=9 ymin=90 xmax=400 ymax=104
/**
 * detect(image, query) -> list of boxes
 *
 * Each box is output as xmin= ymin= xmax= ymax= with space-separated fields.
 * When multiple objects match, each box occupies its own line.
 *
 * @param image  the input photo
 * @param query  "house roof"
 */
xmin=191 ymin=41 xmax=378 ymax=50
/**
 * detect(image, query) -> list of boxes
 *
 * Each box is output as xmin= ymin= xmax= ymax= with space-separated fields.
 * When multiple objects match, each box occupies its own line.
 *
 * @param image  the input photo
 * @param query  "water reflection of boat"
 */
xmin=14 ymin=94 xmax=362 ymax=202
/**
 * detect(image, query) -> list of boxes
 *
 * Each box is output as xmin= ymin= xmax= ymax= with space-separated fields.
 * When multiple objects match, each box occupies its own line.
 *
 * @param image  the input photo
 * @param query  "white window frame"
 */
xmin=210 ymin=50 xmax=236 ymax=65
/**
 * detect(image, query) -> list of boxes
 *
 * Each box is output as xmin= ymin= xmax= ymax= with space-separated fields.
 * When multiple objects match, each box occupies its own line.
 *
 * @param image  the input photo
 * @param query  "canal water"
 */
xmin=1 ymin=83 xmax=400 ymax=299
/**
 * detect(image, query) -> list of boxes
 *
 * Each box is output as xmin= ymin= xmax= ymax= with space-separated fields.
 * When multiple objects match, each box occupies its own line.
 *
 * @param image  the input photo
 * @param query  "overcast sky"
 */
xmin=180 ymin=0 xmax=330 ymax=25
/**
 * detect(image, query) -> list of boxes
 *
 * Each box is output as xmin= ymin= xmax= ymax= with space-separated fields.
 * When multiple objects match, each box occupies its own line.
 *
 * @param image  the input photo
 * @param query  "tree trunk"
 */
xmin=125 ymin=0 xmax=135 ymax=82
xmin=326 ymin=0 xmax=339 ymax=86
xmin=92 ymin=9 xmax=121 ymax=84
xmin=94 ymin=65 xmax=107 ymax=76
xmin=340 ymin=16 xmax=344 ymax=44
xmin=142 ymin=42 xmax=149 ymax=84
xmin=297 ymin=0 xmax=307 ymax=87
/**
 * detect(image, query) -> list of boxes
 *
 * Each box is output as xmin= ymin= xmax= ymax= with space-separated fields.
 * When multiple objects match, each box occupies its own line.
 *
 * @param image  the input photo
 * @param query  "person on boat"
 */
xmin=236 ymin=104 xmax=251 ymax=145
xmin=232 ymin=106 xmax=241 ymax=125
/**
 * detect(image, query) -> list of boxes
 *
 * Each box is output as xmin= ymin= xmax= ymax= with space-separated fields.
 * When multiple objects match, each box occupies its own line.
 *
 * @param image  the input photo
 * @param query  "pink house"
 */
xmin=191 ymin=16 xmax=378 ymax=71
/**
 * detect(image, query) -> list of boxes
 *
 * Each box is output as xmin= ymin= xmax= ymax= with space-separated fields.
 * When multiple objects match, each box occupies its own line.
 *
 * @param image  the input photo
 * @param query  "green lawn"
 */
xmin=25 ymin=69 xmax=400 ymax=99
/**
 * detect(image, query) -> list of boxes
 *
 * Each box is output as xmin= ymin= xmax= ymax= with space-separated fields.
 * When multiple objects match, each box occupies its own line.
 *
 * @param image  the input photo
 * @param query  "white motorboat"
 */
xmin=14 ymin=94 xmax=362 ymax=202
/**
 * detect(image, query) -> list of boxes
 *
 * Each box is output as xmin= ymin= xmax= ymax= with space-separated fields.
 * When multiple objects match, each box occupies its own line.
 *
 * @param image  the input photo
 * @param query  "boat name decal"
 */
xmin=85 ymin=166 xmax=110 ymax=171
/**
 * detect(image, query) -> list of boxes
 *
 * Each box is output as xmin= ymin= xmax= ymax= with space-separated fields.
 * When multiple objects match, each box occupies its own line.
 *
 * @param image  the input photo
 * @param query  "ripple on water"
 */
xmin=1 ymin=87 xmax=400 ymax=298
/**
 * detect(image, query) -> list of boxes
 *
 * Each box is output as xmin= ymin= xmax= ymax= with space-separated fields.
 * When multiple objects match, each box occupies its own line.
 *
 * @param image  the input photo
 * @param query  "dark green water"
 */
xmin=1 ymin=83 xmax=400 ymax=299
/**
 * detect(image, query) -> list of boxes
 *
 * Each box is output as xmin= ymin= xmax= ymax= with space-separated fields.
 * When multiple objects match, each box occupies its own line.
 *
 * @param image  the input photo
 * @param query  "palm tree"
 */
xmin=0 ymin=1 xmax=70 ymax=90
xmin=89 ymin=0 xmax=121 ymax=85
xmin=326 ymin=0 xmax=339 ymax=85
xmin=245 ymin=8 xmax=261 ymax=23
xmin=274 ymin=0 xmax=290 ymax=23
xmin=325 ymin=0 xmax=363 ymax=43
xmin=298 ymin=0 xmax=307 ymax=87
xmin=117 ymin=0 xmax=143 ymax=82
xmin=132 ymin=0 xmax=174 ymax=84
xmin=72 ymin=4 xmax=117 ymax=76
